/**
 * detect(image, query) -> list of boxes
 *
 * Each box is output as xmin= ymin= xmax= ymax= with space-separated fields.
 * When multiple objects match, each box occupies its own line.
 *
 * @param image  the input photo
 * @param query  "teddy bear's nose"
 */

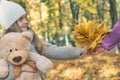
xmin=13 ymin=56 xmax=22 ymax=62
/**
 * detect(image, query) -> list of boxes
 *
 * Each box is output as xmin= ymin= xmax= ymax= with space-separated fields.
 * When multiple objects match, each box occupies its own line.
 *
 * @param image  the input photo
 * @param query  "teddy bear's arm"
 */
xmin=29 ymin=52 xmax=53 ymax=73
xmin=0 ymin=58 xmax=9 ymax=78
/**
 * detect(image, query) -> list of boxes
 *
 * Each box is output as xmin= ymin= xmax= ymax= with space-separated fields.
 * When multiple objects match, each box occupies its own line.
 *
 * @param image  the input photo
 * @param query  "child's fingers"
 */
xmin=82 ymin=46 xmax=89 ymax=54
xmin=21 ymin=64 xmax=37 ymax=73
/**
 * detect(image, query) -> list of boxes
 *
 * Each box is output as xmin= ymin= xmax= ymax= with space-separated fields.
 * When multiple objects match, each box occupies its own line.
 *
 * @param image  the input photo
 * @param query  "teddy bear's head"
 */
xmin=0 ymin=31 xmax=33 ymax=65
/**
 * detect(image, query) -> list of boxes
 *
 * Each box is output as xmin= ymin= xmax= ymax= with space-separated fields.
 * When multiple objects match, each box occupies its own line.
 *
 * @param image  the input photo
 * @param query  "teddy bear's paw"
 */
xmin=0 ymin=68 xmax=9 ymax=78
xmin=0 ymin=59 xmax=9 ymax=78
xmin=36 ymin=56 xmax=53 ymax=73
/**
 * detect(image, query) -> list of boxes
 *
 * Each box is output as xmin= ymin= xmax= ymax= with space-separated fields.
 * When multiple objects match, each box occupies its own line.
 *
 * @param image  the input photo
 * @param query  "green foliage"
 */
xmin=75 ymin=0 xmax=97 ymax=14
xmin=10 ymin=0 xmax=26 ymax=8
xmin=40 ymin=0 xmax=47 ymax=2
xmin=0 ymin=26 xmax=3 ymax=35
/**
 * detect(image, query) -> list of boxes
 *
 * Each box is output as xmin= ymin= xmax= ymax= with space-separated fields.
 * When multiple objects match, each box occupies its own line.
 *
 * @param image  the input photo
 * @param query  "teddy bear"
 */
xmin=0 ymin=31 xmax=53 ymax=80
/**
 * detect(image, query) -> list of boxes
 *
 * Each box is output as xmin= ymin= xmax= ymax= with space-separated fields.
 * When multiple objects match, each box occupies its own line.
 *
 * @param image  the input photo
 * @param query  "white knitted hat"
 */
xmin=0 ymin=0 xmax=26 ymax=30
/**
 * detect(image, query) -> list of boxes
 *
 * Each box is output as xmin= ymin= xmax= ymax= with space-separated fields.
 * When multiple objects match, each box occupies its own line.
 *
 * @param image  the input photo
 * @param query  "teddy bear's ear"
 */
xmin=22 ymin=31 xmax=33 ymax=42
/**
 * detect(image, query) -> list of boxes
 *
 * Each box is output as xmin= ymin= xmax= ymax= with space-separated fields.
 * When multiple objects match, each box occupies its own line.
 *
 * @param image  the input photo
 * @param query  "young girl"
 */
xmin=0 ymin=0 xmax=87 ymax=80
xmin=93 ymin=19 xmax=120 ymax=55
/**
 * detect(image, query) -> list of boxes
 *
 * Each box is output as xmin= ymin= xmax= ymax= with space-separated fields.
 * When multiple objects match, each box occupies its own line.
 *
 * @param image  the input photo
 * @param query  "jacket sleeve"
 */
xmin=102 ymin=19 xmax=120 ymax=50
xmin=43 ymin=42 xmax=84 ymax=60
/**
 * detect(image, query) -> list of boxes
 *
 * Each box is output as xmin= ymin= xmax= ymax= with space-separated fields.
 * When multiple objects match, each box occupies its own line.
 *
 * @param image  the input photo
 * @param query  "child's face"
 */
xmin=17 ymin=15 xmax=28 ymax=31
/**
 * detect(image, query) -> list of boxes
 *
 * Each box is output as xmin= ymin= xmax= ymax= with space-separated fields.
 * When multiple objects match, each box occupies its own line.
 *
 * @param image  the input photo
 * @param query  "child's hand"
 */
xmin=92 ymin=43 xmax=105 ymax=55
xmin=81 ymin=46 xmax=88 ymax=54
xmin=21 ymin=64 xmax=37 ymax=73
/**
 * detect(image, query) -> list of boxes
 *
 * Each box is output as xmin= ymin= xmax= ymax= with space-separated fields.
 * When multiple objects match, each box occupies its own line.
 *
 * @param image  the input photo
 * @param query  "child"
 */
xmin=0 ymin=0 xmax=87 ymax=80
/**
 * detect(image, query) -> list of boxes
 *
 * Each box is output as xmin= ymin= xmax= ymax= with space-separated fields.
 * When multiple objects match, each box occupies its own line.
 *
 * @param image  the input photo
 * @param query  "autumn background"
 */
xmin=0 ymin=0 xmax=120 ymax=80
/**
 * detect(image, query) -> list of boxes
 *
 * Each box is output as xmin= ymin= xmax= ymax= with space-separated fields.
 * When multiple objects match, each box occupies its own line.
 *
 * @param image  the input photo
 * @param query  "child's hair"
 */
xmin=28 ymin=27 xmax=45 ymax=55
xmin=3 ymin=22 xmax=22 ymax=34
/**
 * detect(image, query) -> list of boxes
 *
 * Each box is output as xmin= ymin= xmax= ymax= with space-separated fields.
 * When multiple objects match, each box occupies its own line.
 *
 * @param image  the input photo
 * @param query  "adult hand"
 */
xmin=92 ymin=43 xmax=105 ymax=55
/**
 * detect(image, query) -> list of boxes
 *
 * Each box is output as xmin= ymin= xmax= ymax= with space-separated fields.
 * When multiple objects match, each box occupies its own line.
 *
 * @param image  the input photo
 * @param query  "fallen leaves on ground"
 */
xmin=46 ymin=50 xmax=120 ymax=80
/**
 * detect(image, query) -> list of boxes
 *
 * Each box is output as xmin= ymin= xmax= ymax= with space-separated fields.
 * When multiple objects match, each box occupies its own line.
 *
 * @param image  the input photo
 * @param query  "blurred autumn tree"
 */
xmin=6 ymin=0 xmax=120 ymax=47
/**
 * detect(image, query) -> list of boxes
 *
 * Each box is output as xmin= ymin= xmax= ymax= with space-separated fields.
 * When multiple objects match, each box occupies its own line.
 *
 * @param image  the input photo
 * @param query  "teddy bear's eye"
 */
xmin=10 ymin=49 xmax=12 ymax=52
xmin=15 ymin=49 xmax=18 ymax=51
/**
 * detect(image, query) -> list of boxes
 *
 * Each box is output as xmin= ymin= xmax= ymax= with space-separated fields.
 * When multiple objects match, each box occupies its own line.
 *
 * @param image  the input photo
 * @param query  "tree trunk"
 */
xmin=69 ymin=0 xmax=79 ymax=25
xmin=58 ymin=2 xmax=63 ymax=29
xmin=96 ymin=0 xmax=105 ymax=22
xmin=109 ymin=0 xmax=118 ymax=27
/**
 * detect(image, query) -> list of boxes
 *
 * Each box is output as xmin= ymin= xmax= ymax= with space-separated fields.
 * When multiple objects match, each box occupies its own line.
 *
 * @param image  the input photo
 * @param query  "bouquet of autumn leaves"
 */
xmin=71 ymin=17 xmax=110 ymax=54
